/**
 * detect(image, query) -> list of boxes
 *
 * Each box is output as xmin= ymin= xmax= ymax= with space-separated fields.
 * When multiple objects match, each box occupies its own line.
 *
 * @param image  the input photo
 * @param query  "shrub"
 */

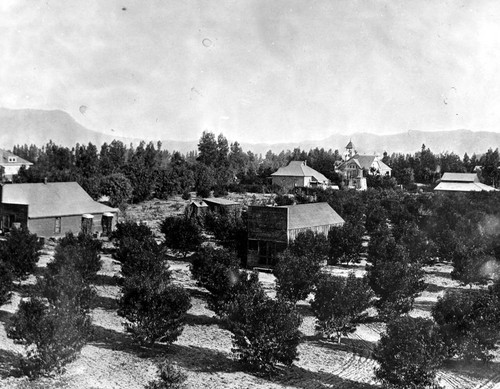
xmin=0 ymin=260 xmax=13 ymax=305
xmin=327 ymin=221 xmax=365 ymax=265
xmin=118 ymin=274 xmax=191 ymax=346
xmin=289 ymin=230 xmax=329 ymax=261
xmin=274 ymin=249 xmax=322 ymax=303
xmin=227 ymin=294 xmax=302 ymax=372
xmin=0 ymin=226 xmax=43 ymax=279
xmin=373 ymin=316 xmax=446 ymax=389
xmin=190 ymin=247 xmax=240 ymax=316
xmin=7 ymin=262 xmax=94 ymax=377
xmin=120 ymin=242 xmax=171 ymax=281
xmin=161 ymin=216 xmax=203 ymax=257
xmin=111 ymin=221 xmax=155 ymax=245
xmin=48 ymin=232 xmax=102 ymax=282
xmin=145 ymin=359 xmax=187 ymax=389
xmin=432 ymin=290 xmax=500 ymax=361
xmin=181 ymin=191 xmax=191 ymax=201
xmin=311 ymin=273 xmax=373 ymax=343
xmin=367 ymin=243 xmax=425 ymax=319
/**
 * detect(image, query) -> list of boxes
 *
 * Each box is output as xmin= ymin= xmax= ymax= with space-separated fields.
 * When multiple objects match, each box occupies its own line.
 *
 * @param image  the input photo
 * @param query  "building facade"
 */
xmin=0 ymin=182 xmax=117 ymax=237
xmin=0 ymin=149 xmax=33 ymax=181
xmin=247 ymin=202 xmax=344 ymax=267
xmin=271 ymin=160 xmax=330 ymax=190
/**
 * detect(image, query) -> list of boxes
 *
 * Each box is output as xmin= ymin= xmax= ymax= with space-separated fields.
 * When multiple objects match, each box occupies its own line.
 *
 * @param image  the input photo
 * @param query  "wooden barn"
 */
xmin=247 ymin=202 xmax=344 ymax=267
xmin=0 ymin=182 xmax=118 ymax=237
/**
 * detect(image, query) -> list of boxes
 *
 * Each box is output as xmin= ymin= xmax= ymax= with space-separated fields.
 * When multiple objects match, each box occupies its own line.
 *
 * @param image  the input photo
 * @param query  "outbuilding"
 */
xmin=0 ymin=182 xmax=118 ymax=237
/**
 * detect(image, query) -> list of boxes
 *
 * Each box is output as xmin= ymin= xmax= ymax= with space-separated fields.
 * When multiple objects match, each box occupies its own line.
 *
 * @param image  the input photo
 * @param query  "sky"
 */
xmin=1 ymin=0 xmax=500 ymax=143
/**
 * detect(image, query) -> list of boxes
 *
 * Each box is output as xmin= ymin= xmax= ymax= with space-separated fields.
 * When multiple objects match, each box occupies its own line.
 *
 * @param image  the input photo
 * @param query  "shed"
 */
xmin=202 ymin=197 xmax=242 ymax=216
xmin=434 ymin=173 xmax=497 ymax=192
xmin=0 ymin=182 xmax=118 ymax=237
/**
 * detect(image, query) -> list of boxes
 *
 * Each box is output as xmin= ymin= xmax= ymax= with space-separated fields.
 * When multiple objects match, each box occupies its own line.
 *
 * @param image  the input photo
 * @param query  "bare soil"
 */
xmin=1 ymin=194 xmax=499 ymax=389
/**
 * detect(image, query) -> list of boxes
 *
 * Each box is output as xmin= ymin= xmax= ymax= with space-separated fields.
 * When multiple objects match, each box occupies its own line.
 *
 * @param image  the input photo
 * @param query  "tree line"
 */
xmin=10 ymin=134 xmax=500 ymax=208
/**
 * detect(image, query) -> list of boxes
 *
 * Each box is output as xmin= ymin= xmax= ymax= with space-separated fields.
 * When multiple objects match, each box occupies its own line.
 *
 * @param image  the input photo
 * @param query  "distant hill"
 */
xmin=1 ymin=108 xmax=499 ymax=156
xmin=243 ymin=130 xmax=500 ymax=156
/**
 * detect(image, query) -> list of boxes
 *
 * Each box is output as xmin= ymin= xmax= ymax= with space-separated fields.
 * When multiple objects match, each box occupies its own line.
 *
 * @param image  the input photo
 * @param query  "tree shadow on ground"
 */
xmin=184 ymin=286 xmax=210 ymax=300
xmin=185 ymin=313 xmax=220 ymax=326
xmin=413 ymin=299 xmax=437 ymax=312
xmin=92 ymin=324 xmax=378 ymax=388
xmin=306 ymin=337 xmax=376 ymax=359
xmin=91 ymin=295 xmax=119 ymax=310
xmin=0 ymin=309 xmax=13 ymax=325
xmin=0 ymin=349 xmax=22 ymax=378
xmin=268 ymin=365 xmax=378 ymax=389
xmin=442 ymin=359 xmax=500 ymax=380
xmin=93 ymin=273 xmax=120 ymax=287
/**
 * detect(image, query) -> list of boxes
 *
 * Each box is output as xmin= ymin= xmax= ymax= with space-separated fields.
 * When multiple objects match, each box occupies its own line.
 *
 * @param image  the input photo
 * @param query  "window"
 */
xmin=8 ymin=156 xmax=17 ymax=162
xmin=55 ymin=217 xmax=61 ymax=234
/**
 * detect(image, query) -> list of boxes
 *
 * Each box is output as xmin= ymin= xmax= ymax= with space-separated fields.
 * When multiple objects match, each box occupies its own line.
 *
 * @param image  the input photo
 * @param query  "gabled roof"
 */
xmin=190 ymin=201 xmax=208 ymax=208
xmin=0 ymin=149 xmax=33 ymax=166
xmin=434 ymin=181 xmax=497 ymax=192
xmin=1 ymin=182 xmax=117 ymax=218
xmin=271 ymin=161 xmax=329 ymax=182
xmin=338 ymin=154 xmax=392 ymax=172
xmin=440 ymin=173 xmax=478 ymax=183
xmin=279 ymin=202 xmax=344 ymax=230
xmin=203 ymin=197 xmax=241 ymax=206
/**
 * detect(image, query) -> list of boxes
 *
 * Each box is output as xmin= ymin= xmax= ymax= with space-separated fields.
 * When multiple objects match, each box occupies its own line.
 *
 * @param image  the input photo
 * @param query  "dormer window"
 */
xmin=8 ymin=157 xmax=17 ymax=162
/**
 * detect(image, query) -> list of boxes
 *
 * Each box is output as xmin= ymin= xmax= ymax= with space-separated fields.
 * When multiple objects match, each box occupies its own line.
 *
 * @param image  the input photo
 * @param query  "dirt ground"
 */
xmin=1 ymin=195 xmax=500 ymax=389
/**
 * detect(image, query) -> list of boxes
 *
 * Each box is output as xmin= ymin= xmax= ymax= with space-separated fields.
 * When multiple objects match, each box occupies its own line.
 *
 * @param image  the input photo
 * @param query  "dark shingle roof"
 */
xmin=278 ymin=202 xmax=344 ymax=230
xmin=271 ymin=161 xmax=329 ymax=182
xmin=1 ymin=182 xmax=117 ymax=218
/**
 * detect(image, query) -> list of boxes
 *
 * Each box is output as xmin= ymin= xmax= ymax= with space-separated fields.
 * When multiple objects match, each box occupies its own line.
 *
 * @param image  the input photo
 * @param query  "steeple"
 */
xmin=343 ymin=139 xmax=356 ymax=160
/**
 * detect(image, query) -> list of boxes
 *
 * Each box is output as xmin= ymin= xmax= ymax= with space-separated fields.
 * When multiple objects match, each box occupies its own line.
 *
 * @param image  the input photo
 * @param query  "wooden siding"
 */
xmin=287 ymin=224 xmax=341 ymax=242
xmin=28 ymin=212 xmax=117 ymax=237
xmin=248 ymin=206 xmax=288 ymax=243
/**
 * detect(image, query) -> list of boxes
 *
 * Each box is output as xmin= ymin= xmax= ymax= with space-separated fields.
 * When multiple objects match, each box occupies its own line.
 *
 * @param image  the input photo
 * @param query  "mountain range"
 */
xmin=1 ymin=108 xmax=499 ymax=157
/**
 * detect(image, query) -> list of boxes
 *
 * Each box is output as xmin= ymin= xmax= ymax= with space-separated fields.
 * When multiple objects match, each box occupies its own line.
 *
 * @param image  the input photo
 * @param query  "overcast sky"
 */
xmin=1 ymin=0 xmax=500 ymax=143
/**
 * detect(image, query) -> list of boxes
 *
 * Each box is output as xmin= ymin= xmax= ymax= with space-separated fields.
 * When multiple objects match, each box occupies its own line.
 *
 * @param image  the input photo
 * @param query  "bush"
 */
xmin=289 ymin=230 xmax=329 ymax=261
xmin=181 ymin=191 xmax=191 ymax=201
xmin=310 ymin=273 xmax=373 ymax=343
xmin=227 ymin=294 xmax=302 ymax=372
xmin=373 ymin=316 xmax=445 ymax=389
xmin=161 ymin=216 xmax=203 ymax=257
xmin=118 ymin=274 xmax=191 ymax=346
xmin=274 ymin=249 xmax=322 ymax=303
xmin=191 ymin=247 xmax=240 ymax=316
xmin=145 ymin=359 xmax=187 ymax=389
xmin=7 ymin=262 xmax=94 ymax=377
xmin=0 ymin=260 xmax=13 ymax=305
xmin=432 ymin=290 xmax=500 ymax=361
xmin=120 ymin=241 xmax=171 ymax=281
xmin=111 ymin=221 xmax=155 ymax=245
xmin=367 ymin=243 xmax=425 ymax=319
xmin=328 ymin=221 xmax=365 ymax=265
xmin=48 ymin=232 xmax=102 ymax=282
xmin=0 ymin=226 xmax=43 ymax=279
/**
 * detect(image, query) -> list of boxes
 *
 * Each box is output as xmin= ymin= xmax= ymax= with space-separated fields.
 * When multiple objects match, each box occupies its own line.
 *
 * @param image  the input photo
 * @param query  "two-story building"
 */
xmin=0 ymin=149 xmax=33 ymax=181
xmin=247 ymin=202 xmax=344 ymax=267
xmin=271 ymin=160 xmax=330 ymax=190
